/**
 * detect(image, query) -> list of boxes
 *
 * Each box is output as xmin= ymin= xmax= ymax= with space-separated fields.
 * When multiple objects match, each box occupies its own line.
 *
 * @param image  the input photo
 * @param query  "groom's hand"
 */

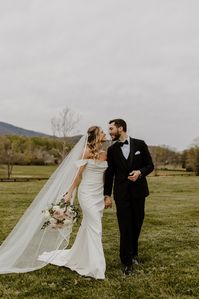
xmin=104 ymin=196 xmax=112 ymax=209
xmin=128 ymin=170 xmax=141 ymax=182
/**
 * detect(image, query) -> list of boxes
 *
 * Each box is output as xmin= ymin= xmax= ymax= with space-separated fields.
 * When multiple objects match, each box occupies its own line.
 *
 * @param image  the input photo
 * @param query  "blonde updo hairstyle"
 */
xmin=87 ymin=126 xmax=101 ymax=159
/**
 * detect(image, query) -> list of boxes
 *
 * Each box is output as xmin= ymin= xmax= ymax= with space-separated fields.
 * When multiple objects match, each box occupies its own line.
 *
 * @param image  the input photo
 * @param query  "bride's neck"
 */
xmin=96 ymin=142 xmax=102 ymax=151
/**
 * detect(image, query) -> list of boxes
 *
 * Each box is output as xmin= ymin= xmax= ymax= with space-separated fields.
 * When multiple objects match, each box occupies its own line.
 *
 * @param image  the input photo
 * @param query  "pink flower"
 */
xmin=41 ymin=198 xmax=79 ymax=230
xmin=51 ymin=223 xmax=63 ymax=229
xmin=53 ymin=209 xmax=65 ymax=220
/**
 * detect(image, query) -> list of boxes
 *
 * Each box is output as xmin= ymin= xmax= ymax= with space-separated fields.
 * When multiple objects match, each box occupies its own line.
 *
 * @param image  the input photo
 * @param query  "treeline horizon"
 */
xmin=0 ymin=134 xmax=199 ymax=178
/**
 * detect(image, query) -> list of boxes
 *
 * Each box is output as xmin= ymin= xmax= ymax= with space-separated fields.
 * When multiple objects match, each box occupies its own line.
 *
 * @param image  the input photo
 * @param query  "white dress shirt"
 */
xmin=120 ymin=136 xmax=130 ymax=159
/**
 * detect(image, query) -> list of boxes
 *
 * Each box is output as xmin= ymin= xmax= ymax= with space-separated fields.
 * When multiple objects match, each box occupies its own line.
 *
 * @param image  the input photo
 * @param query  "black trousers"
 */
xmin=115 ymin=196 xmax=145 ymax=266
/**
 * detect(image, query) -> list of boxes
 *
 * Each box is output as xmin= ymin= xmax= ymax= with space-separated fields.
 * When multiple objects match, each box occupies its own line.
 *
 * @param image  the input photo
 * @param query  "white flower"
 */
xmin=43 ymin=210 xmax=50 ymax=219
xmin=63 ymin=218 xmax=72 ymax=225
xmin=67 ymin=206 xmax=76 ymax=215
xmin=52 ymin=205 xmax=61 ymax=212
xmin=50 ymin=218 xmax=57 ymax=224
xmin=67 ymin=206 xmax=73 ymax=214
xmin=41 ymin=198 xmax=79 ymax=230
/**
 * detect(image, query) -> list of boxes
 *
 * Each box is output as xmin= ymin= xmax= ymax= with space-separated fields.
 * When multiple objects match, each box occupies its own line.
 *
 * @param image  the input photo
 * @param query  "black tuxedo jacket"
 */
xmin=104 ymin=137 xmax=154 ymax=201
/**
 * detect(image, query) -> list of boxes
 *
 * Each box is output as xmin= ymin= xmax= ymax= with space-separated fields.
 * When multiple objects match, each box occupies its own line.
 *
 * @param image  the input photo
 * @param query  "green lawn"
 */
xmin=0 ymin=165 xmax=56 ymax=179
xmin=0 ymin=167 xmax=199 ymax=299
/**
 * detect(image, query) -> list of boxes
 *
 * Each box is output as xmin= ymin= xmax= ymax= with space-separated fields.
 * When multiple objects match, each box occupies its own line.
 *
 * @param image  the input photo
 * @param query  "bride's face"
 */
xmin=98 ymin=129 xmax=107 ymax=143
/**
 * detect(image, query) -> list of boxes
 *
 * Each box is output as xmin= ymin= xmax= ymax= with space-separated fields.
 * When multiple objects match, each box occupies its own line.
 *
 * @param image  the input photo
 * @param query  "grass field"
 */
xmin=0 ymin=165 xmax=56 ymax=179
xmin=0 ymin=166 xmax=199 ymax=299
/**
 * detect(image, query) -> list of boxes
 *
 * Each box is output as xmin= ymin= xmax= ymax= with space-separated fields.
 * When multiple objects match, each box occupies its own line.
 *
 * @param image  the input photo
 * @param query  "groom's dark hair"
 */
xmin=109 ymin=119 xmax=127 ymax=132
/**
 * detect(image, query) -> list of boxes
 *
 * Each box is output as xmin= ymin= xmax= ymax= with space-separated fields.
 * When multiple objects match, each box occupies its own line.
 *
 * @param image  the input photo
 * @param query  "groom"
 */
xmin=104 ymin=119 xmax=154 ymax=276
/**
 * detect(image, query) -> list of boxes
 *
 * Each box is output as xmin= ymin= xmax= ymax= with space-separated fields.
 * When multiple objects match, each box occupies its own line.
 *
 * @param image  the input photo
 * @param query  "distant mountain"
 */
xmin=0 ymin=121 xmax=82 ymax=144
xmin=0 ymin=121 xmax=50 ymax=137
xmin=64 ymin=135 xmax=82 ymax=145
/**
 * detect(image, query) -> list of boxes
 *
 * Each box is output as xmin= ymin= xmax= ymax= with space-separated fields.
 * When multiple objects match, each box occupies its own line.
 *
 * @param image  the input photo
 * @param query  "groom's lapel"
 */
xmin=127 ymin=138 xmax=134 ymax=167
xmin=115 ymin=142 xmax=129 ymax=170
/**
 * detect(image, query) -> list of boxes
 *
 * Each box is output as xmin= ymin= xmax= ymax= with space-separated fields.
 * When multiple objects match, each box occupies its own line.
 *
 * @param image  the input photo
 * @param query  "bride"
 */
xmin=38 ymin=126 xmax=108 ymax=279
xmin=0 ymin=126 xmax=108 ymax=280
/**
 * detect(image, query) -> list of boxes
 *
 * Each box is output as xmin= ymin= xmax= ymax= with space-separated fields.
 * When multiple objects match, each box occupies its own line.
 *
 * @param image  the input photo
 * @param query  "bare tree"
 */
xmin=51 ymin=107 xmax=80 ymax=137
xmin=51 ymin=117 xmax=58 ymax=137
xmin=51 ymin=107 xmax=80 ymax=160
xmin=0 ymin=136 xmax=21 ymax=178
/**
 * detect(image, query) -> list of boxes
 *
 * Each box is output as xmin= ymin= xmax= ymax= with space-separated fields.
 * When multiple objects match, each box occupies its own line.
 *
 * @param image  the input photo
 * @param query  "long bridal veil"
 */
xmin=0 ymin=135 xmax=87 ymax=274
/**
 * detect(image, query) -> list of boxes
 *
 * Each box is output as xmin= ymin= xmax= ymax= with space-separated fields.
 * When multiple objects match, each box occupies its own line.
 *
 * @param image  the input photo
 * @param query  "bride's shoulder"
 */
xmin=75 ymin=147 xmax=91 ymax=167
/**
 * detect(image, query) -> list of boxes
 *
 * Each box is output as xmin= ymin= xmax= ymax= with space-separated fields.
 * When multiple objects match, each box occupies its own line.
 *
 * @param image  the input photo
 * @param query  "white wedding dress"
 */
xmin=38 ymin=159 xmax=107 ymax=279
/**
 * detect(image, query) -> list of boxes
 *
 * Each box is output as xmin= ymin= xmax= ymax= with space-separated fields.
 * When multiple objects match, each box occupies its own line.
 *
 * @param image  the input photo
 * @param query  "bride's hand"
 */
xmin=63 ymin=192 xmax=72 ymax=203
xmin=104 ymin=196 xmax=112 ymax=209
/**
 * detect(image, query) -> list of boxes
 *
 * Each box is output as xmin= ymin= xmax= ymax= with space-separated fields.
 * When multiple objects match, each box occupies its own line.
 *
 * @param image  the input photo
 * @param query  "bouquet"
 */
xmin=41 ymin=197 xmax=80 ymax=230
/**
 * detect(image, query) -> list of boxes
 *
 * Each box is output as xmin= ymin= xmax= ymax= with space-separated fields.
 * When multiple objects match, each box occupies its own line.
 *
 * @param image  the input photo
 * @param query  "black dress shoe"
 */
xmin=123 ymin=265 xmax=133 ymax=276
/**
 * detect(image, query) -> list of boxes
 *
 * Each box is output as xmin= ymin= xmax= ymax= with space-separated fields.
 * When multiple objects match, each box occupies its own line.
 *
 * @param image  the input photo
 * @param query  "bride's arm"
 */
xmin=64 ymin=147 xmax=90 ymax=202
xmin=64 ymin=165 xmax=86 ymax=202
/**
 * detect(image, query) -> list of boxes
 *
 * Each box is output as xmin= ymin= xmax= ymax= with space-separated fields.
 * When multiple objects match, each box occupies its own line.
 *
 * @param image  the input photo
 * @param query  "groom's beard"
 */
xmin=110 ymin=132 xmax=121 ymax=141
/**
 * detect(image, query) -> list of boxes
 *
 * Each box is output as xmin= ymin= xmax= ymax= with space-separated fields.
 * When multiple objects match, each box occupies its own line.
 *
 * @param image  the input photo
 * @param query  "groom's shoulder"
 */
xmin=130 ymin=137 xmax=146 ymax=145
xmin=107 ymin=141 xmax=118 ymax=151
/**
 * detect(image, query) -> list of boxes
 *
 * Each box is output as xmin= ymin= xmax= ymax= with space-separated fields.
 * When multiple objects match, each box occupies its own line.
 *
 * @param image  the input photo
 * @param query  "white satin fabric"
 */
xmin=38 ymin=159 xmax=107 ymax=279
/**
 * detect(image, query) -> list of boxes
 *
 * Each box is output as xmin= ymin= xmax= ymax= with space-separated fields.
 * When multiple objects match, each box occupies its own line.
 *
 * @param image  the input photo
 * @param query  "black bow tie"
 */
xmin=119 ymin=140 xmax=129 ymax=147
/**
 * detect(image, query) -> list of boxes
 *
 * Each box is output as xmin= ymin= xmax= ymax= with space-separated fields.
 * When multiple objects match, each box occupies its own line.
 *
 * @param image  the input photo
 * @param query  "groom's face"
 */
xmin=108 ymin=122 xmax=122 ymax=141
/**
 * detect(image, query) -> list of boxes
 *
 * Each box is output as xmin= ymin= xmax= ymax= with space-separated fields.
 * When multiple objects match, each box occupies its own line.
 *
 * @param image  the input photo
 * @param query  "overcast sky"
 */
xmin=0 ymin=0 xmax=199 ymax=150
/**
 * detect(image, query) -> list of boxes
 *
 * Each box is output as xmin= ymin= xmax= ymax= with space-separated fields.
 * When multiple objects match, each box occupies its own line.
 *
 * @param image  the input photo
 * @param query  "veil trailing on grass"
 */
xmin=0 ymin=135 xmax=88 ymax=274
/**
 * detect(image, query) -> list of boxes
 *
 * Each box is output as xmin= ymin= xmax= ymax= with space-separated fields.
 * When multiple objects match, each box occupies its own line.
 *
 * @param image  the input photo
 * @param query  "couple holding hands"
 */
xmin=0 ymin=118 xmax=154 ymax=279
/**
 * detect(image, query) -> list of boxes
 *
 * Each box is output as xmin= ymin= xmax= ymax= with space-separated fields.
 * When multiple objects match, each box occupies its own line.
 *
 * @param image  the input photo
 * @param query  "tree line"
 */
xmin=150 ymin=141 xmax=199 ymax=176
xmin=0 ymin=134 xmax=199 ymax=178
xmin=0 ymin=107 xmax=198 ymax=178
xmin=0 ymin=135 xmax=73 ymax=178
xmin=0 ymin=107 xmax=80 ymax=178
